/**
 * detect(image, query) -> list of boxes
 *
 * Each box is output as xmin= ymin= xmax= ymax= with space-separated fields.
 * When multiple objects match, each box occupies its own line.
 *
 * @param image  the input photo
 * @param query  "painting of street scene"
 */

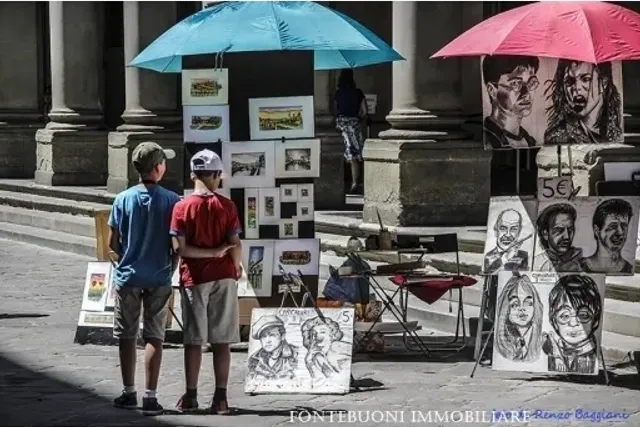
xmin=190 ymin=78 xmax=222 ymax=98
xmin=284 ymin=148 xmax=311 ymax=171
xmin=247 ymin=246 xmax=265 ymax=290
xmin=190 ymin=115 xmax=222 ymax=130
xmin=259 ymin=106 xmax=304 ymax=131
xmin=231 ymin=152 xmax=266 ymax=176
xmin=238 ymin=240 xmax=274 ymax=298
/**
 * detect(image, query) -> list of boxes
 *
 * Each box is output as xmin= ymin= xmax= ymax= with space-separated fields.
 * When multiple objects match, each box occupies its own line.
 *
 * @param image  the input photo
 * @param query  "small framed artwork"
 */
xmin=258 ymin=187 xmax=280 ymax=226
xmin=298 ymin=183 xmax=314 ymax=203
xmin=78 ymin=311 xmax=115 ymax=328
xmin=249 ymin=96 xmax=315 ymax=140
xmin=275 ymin=138 xmax=320 ymax=178
xmin=222 ymin=140 xmax=276 ymax=188
xmin=280 ymin=184 xmax=298 ymax=203
xmin=82 ymin=262 xmax=112 ymax=312
xmin=297 ymin=202 xmax=314 ymax=221
xmin=279 ymin=218 xmax=299 ymax=239
xmin=273 ymin=238 xmax=321 ymax=276
xmin=182 ymin=68 xmax=228 ymax=105
xmin=244 ymin=188 xmax=260 ymax=239
xmin=183 ymin=105 xmax=230 ymax=143
xmin=238 ymin=240 xmax=275 ymax=298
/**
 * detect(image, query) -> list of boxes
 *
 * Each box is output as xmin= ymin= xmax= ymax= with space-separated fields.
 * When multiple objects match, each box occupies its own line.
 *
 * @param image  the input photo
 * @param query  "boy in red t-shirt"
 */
xmin=170 ymin=149 xmax=242 ymax=414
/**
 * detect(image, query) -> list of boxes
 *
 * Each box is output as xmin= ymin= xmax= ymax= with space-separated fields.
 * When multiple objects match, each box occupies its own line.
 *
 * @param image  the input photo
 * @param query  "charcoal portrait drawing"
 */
xmin=301 ymin=316 xmax=352 ymax=386
xmin=534 ymin=203 xmax=584 ymax=272
xmin=495 ymin=275 xmax=543 ymax=362
xmin=544 ymin=60 xmax=623 ymax=145
xmin=247 ymin=315 xmax=298 ymax=381
xmin=483 ymin=209 xmax=531 ymax=274
xmin=482 ymin=55 xmax=540 ymax=149
xmin=542 ymin=275 xmax=603 ymax=374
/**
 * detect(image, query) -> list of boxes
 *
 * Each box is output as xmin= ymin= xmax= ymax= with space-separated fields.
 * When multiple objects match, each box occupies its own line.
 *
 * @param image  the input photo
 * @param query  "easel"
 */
xmin=471 ymin=145 xmax=610 ymax=385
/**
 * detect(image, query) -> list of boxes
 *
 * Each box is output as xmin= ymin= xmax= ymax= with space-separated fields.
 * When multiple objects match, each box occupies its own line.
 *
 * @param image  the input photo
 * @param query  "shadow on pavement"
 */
xmin=0 ymin=353 xmax=172 ymax=427
xmin=523 ymin=370 xmax=640 ymax=391
xmin=0 ymin=313 xmax=50 ymax=320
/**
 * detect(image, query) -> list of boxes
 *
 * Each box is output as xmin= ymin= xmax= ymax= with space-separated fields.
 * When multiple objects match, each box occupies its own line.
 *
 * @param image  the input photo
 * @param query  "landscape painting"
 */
xmin=222 ymin=141 xmax=275 ymax=188
xmin=183 ymin=105 xmax=230 ymax=143
xmin=238 ymin=240 xmax=275 ymax=298
xmin=273 ymin=238 xmax=320 ymax=276
xmin=245 ymin=307 xmax=354 ymax=394
xmin=275 ymin=139 xmax=320 ymax=178
xmin=81 ymin=262 xmax=112 ymax=312
xmin=181 ymin=68 xmax=229 ymax=105
xmin=492 ymin=271 xmax=605 ymax=375
xmin=249 ymin=96 xmax=315 ymax=140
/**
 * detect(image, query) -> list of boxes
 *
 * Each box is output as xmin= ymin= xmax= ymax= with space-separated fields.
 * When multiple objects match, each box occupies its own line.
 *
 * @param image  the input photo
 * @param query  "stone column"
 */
xmin=0 ymin=2 xmax=43 ymax=178
xmin=35 ymin=2 xmax=107 ymax=186
xmin=314 ymin=69 xmax=345 ymax=210
xmin=107 ymin=1 xmax=182 ymax=194
xmin=363 ymin=2 xmax=491 ymax=226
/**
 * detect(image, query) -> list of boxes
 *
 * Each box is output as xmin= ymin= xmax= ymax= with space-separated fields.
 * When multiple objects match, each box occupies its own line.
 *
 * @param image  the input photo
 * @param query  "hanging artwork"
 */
xmin=244 ymin=188 xmax=260 ymax=239
xmin=533 ymin=196 xmax=640 ymax=275
xmin=238 ymin=240 xmax=275 ymax=298
xmin=280 ymin=184 xmax=298 ymax=203
xmin=275 ymin=139 xmax=320 ymax=178
xmin=279 ymin=218 xmax=299 ymax=239
xmin=222 ymin=140 xmax=276 ymax=188
xmin=296 ymin=202 xmax=314 ymax=221
xmin=245 ymin=307 xmax=354 ymax=394
xmin=273 ymin=238 xmax=320 ymax=276
xmin=183 ymin=105 xmax=230 ymax=143
xmin=258 ymin=187 xmax=280 ymax=226
xmin=298 ymin=183 xmax=314 ymax=203
xmin=181 ymin=68 xmax=229 ymax=105
xmin=481 ymin=56 xmax=623 ymax=150
xmin=81 ymin=262 xmax=112 ymax=312
xmin=492 ymin=271 xmax=605 ymax=375
xmin=249 ymin=96 xmax=315 ymax=140
xmin=482 ymin=196 xmax=537 ymax=276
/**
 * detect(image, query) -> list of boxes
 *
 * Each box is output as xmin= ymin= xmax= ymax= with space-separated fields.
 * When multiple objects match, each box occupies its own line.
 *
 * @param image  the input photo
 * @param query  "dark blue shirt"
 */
xmin=108 ymin=185 xmax=181 ymax=289
xmin=335 ymin=87 xmax=365 ymax=118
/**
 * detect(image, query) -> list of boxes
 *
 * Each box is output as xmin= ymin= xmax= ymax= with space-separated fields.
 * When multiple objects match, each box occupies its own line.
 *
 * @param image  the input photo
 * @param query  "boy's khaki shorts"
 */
xmin=180 ymin=279 xmax=240 ymax=345
xmin=113 ymin=286 xmax=172 ymax=341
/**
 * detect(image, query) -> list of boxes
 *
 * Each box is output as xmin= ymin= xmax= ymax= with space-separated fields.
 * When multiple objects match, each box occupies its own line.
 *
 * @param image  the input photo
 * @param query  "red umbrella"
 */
xmin=431 ymin=1 xmax=640 ymax=63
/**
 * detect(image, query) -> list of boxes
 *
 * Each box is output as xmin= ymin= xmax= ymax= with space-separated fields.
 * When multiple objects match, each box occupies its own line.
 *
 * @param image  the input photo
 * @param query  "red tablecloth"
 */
xmin=389 ymin=275 xmax=477 ymax=305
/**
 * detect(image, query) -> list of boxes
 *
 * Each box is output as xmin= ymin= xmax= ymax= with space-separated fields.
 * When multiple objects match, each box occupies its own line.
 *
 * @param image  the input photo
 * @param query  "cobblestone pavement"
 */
xmin=1 ymin=239 xmax=640 ymax=427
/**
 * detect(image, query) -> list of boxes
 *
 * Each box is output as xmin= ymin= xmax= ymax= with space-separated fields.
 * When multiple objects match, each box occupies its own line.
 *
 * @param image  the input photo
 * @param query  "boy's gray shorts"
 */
xmin=113 ymin=286 xmax=172 ymax=341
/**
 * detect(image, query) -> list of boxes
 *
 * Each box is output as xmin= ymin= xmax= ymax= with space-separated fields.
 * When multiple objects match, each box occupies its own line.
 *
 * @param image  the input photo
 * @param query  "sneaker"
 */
xmin=113 ymin=391 xmax=137 ymax=409
xmin=176 ymin=394 xmax=199 ymax=413
xmin=142 ymin=397 xmax=164 ymax=416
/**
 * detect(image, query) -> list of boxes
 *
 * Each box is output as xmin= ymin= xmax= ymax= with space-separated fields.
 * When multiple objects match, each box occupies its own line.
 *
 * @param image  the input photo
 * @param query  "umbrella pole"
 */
xmin=556 ymin=145 xmax=562 ymax=177
xmin=516 ymin=149 xmax=521 ymax=195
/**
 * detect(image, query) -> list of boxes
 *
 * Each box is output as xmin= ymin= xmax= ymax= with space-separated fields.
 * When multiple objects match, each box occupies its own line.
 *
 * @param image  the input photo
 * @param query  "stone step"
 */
xmin=0 ymin=189 xmax=112 ymax=217
xmin=0 ymin=204 xmax=96 ymax=238
xmin=0 ymin=222 xmax=96 ymax=258
xmin=0 ymin=179 xmax=115 ymax=205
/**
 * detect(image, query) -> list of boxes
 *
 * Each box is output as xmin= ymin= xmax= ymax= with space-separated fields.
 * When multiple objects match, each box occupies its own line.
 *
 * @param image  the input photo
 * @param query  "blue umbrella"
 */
xmin=129 ymin=1 xmax=403 ymax=73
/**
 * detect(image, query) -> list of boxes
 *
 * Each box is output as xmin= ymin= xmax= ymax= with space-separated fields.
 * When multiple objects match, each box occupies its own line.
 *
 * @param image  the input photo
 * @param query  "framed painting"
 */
xmin=296 ymin=202 xmax=314 ymax=221
xmin=244 ymin=188 xmax=260 ymax=239
xmin=280 ymin=184 xmax=298 ymax=203
xmin=492 ymin=271 xmax=605 ymax=375
xmin=78 ymin=310 xmax=115 ymax=328
xmin=249 ymin=96 xmax=315 ymax=140
xmin=222 ymin=140 xmax=276 ymax=188
xmin=182 ymin=68 xmax=228 ymax=105
xmin=298 ymin=183 xmax=314 ymax=203
xmin=279 ymin=218 xmax=299 ymax=239
xmin=245 ymin=307 xmax=355 ymax=394
xmin=258 ymin=187 xmax=280 ymax=225
xmin=273 ymin=238 xmax=320 ymax=276
xmin=183 ymin=105 xmax=230 ymax=143
xmin=238 ymin=240 xmax=275 ymax=298
xmin=81 ymin=262 xmax=112 ymax=312
xmin=275 ymin=138 xmax=320 ymax=178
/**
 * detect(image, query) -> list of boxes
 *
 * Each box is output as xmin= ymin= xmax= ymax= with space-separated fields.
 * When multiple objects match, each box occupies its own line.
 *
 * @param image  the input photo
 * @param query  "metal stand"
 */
xmin=473 ymin=275 xmax=493 ymax=361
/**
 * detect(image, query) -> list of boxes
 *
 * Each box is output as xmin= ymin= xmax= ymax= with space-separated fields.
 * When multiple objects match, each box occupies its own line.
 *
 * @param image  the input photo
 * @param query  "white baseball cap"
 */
xmin=190 ymin=149 xmax=224 ymax=173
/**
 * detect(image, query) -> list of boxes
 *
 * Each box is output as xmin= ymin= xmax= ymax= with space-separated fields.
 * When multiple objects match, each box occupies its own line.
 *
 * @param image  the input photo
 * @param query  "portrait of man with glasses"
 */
xmin=482 ymin=55 xmax=540 ymax=149
xmin=542 ymin=274 xmax=603 ymax=374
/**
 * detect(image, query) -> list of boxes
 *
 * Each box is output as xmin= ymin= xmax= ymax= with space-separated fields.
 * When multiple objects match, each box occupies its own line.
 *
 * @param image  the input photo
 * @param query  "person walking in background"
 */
xmin=109 ymin=142 xmax=181 ymax=416
xmin=334 ymin=69 xmax=368 ymax=195
xmin=170 ymin=149 xmax=243 ymax=415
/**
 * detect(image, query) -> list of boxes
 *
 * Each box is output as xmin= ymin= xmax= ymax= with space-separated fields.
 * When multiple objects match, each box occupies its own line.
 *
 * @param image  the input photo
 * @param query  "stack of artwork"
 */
xmin=182 ymin=69 xmax=230 ymax=142
xmin=482 ymin=194 xmax=640 ymax=375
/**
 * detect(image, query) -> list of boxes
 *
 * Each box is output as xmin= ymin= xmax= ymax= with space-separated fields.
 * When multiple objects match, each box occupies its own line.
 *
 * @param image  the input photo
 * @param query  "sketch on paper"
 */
xmin=275 ymin=139 xmax=320 ymax=179
xmin=481 ymin=56 xmax=623 ymax=150
xmin=181 ymin=69 xmax=228 ymax=105
xmin=222 ymin=141 xmax=276 ymax=188
xmin=482 ymin=197 xmax=536 ymax=276
xmin=533 ymin=197 xmax=640 ymax=275
xmin=249 ymin=96 xmax=315 ymax=140
xmin=493 ymin=271 xmax=605 ymax=375
xmin=238 ymin=240 xmax=274 ymax=298
xmin=244 ymin=189 xmax=259 ymax=239
xmin=183 ymin=105 xmax=230 ymax=143
xmin=245 ymin=308 xmax=354 ymax=394
xmin=259 ymin=106 xmax=304 ymax=131
xmin=232 ymin=152 xmax=265 ymax=177
xmin=258 ymin=188 xmax=280 ymax=226
xmin=285 ymin=149 xmax=311 ymax=171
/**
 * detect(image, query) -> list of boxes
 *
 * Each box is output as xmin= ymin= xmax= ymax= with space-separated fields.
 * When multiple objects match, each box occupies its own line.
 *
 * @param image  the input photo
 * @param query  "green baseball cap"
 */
xmin=131 ymin=142 xmax=175 ymax=174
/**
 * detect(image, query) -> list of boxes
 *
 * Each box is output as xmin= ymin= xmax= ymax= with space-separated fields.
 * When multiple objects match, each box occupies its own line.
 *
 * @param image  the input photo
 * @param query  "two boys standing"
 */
xmin=107 ymin=142 xmax=241 ymax=415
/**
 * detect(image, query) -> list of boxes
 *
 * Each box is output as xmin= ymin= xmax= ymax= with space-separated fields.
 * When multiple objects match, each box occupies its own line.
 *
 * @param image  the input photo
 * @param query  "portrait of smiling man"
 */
xmin=483 ymin=208 xmax=530 ymax=274
xmin=482 ymin=55 xmax=540 ymax=149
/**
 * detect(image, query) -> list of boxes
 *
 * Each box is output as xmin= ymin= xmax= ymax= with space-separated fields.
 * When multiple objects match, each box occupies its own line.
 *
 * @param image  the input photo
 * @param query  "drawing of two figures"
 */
xmin=495 ymin=274 xmax=602 ymax=374
xmin=247 ymin=315 xmax=351 ymax=387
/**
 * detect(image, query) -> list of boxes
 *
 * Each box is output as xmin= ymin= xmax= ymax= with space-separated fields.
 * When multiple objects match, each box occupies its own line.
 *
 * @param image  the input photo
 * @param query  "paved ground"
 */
xmin=1 ymin=239 xmax=640 ymax=427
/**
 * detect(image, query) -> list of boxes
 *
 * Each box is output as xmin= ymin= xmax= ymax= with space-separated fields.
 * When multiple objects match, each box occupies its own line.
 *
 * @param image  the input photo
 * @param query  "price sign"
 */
xmin=538 ymin=177 xmax=574 ymax=201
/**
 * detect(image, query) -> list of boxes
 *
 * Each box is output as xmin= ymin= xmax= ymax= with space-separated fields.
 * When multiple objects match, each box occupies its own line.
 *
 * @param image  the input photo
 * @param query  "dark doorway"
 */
xmin=103 ymin=2 xmax=125 ymax=130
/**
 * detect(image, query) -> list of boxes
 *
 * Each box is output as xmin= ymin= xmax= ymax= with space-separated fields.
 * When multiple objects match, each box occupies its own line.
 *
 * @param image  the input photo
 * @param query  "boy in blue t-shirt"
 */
xmin=108 ymin=142 xmax=181 ymax=416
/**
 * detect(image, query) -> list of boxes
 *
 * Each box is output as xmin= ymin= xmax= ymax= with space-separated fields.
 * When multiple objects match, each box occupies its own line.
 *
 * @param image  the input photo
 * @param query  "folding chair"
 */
xmin=389 ymin=233 xmax=477 ymax=352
